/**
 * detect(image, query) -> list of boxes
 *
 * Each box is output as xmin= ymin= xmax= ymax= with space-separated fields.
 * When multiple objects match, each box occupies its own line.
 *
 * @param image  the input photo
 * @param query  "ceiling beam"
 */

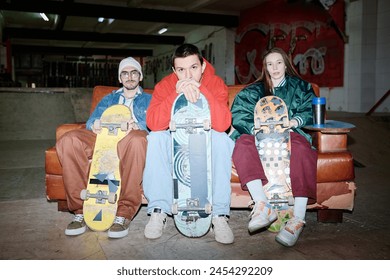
xmin=54 ymin=0 xmax=74 ymax=31
xmin=3 ymin=28 xmax=185 ymax=45
xmin=0 ymin=0 xmax=239 ymax=27
xmin=11 ymin=45 xmax=153 ymax=57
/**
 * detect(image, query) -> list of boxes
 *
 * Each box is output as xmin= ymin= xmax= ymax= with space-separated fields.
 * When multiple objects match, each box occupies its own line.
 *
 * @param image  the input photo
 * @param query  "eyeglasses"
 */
xmin=120 ymin=70 xmax=140 ymax=79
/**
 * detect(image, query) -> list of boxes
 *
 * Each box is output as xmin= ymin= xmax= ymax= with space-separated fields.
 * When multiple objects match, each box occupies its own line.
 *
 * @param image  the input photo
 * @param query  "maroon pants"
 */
xmin=232 ymin=132 xmax=317 ymax=203
xmin=56 ymin=129 xmax=147 ymax=219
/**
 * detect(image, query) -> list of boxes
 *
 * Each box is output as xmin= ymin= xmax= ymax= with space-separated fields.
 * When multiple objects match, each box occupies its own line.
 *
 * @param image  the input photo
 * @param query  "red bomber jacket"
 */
xmin=146 ymin=59 xmax=231 ymax=132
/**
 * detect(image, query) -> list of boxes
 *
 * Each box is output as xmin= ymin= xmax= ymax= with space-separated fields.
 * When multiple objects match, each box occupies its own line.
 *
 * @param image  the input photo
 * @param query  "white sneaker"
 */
xmin=248 ymin=201 xmax=277 ymax=232
xmin=212 ymin=216 xmax=234 ymax=244
xmin=144 ymin=209 xmax=167 ymax=239
xmin=65 ymin=214 xmax=86 ymax=236
xmin=275 ymin=217 xmax=305 ymax=247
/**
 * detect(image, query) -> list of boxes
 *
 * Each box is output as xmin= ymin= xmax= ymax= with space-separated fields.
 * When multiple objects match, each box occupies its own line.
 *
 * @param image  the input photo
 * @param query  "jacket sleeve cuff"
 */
xmin=293 ymin=116 xmax=303 ymax=127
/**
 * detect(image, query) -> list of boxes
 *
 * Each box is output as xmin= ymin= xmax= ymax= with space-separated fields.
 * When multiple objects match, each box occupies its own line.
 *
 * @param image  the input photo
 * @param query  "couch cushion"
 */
xmin=45 ymin=147 xmax=62 ymax=175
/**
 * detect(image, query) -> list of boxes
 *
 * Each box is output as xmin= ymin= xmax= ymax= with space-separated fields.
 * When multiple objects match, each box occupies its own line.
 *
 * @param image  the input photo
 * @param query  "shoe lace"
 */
xmin=285 ymin=217 xmax=305 ymax=233
xmin=213 ymin=216 xmax=230 ymax=230
xmin=73 ymin=214 xmax=84 ymax=223
xmin=249 ymin=200 xmax=267 ymax=219
xmin=113 ymin=216 xmax=125 ymax=225
xmin=151 ymin=212 xmax=166 ymax=225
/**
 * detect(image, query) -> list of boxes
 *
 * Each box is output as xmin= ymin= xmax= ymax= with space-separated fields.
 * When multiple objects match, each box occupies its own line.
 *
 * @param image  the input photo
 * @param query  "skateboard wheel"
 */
xmin=121 ymin=121 xmax=129 ymax=131
xmin=254 ymin=118 xmax=261 ymax=130
xmin=169 ymin=121 xmax=176 ymax=131
xmin=108 ymin=192 xmax=117 ymax=204
xmin=288 ymin=196 xmax=295 ymax=206
xmin=80 ymin=189 xmax=88 ymax=200
xmin=203 ymin=119 xmax=211 ymax=131
xmin=171 ymin=203 xmax=178 ymax=215
xmin=93 ymin=119 xmax=101 ymax=130
xmin=205 ymin=203 xmax=212 ymax=214
xmin=282 ymin=117 xmax=289 ymax=127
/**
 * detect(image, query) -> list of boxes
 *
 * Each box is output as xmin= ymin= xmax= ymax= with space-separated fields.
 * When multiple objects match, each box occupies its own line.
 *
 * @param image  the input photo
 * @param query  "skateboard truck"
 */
xmin=269 ymin=193 xmax=294 ymax=209
xmin=169 ymin=118 xmax=211 ymax=133
xmin=171 ymin=198 xmax=212 ymax=215
xmin=255 ymin=117 xmax=289 ymax=130
xmin=80 ymin=189 xmax=117 ymax=204
xmin=94 ymin=119 xmax=129 ymax=135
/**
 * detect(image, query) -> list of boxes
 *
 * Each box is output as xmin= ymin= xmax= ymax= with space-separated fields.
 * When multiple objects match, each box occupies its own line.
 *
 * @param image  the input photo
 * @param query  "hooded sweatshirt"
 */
xmin=146 ymin=59 xmax=231 ymax=132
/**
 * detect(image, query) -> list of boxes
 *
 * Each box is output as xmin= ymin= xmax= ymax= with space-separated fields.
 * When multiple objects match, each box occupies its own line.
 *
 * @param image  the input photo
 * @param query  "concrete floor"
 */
xmin=0 ymin=112 xmax=389 ymax=262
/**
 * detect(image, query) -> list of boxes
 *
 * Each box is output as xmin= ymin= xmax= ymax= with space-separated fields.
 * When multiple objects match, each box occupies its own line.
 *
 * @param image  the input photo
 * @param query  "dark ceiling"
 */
xmin=0 ymin=0 xmax=265 ymax=57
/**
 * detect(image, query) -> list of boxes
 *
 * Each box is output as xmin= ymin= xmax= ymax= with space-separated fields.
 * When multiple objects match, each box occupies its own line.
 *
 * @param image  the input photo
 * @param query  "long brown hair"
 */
xmin=255 ymin=47 xmax=301 ymax=95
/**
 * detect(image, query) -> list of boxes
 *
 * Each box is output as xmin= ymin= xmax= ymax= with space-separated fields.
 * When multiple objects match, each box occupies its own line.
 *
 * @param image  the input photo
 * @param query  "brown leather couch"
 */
xmin=45 ymin=85 xmax=356 ymax=222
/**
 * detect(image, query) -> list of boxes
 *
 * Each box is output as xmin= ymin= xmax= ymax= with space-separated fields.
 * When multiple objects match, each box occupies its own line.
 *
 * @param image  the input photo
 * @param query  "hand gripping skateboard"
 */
xmin=80 ymin=104 xmax=131 ymax=231
xmin=254 ymin=95 xmax=294 ymax=232
xmin=170 ymin=93 xmax=212 ymax=237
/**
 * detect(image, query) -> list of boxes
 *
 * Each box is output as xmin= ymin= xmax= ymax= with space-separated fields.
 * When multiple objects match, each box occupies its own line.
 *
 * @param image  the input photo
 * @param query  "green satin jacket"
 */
xmin=230 ymin=76 xmax=316 ymax=144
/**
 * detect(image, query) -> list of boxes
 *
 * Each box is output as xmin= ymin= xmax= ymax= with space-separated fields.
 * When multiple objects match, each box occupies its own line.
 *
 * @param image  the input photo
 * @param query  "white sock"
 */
xmin=293 ymin=197 xmax=308 ymax=220
xmin=246 ymin=179 xmax=267 ymax=202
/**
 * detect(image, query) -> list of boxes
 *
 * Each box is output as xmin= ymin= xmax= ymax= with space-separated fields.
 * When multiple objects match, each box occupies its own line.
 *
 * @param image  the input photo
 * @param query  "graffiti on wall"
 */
xmin=235 ymin=0 xmax=345 ymax=87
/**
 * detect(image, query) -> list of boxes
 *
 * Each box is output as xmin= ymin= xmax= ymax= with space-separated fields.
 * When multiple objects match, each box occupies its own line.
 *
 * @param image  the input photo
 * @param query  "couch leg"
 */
xmin=317 ymin=209 xmax=343 ymax=223
xmin=57 ymin=200 xmax=69 ymax=212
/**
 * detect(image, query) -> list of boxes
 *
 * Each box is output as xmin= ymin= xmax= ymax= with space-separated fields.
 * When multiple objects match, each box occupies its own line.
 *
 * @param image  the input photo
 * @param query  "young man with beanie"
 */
xmin=56 ymin=57 xmax=151 ymax=238
xmin=143 ymin=44 xmax=235 ymax=244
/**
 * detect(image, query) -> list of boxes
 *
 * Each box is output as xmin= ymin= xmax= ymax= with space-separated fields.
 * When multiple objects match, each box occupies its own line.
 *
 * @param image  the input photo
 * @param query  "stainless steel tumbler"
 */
xmin=312 ymin=97 xmax=326 ymax=127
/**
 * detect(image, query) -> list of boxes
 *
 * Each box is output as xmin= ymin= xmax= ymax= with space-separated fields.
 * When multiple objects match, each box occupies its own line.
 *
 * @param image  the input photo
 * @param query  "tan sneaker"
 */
xmin=212 ymin=216 xmax=234 ymax=244
xmin=144 ymin=209 xmax=167 ymax=239
xmin=108 ymin=216 xmax=131 ymax=239
xmin=248 ymin=201 xmax=277 ymax=232
xmin=65 ymin=214 xmax=86 ymax=236
xmin=275 ymin=217 xmax=305 ymax=247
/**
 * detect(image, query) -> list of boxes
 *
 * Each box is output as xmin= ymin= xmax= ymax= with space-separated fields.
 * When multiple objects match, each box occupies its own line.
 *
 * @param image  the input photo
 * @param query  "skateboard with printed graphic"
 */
xmin=254 ymin=96 xmax=294 ymax=232
xmin=80 ymin=104 xmax=131 ymax=231
xmin=169 ymin=93 xmax=212 ymax=237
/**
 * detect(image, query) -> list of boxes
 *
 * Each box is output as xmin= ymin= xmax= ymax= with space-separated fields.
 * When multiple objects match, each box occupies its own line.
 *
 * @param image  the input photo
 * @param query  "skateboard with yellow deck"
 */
xmin=80 ymin=104 xmax=131 ymax=231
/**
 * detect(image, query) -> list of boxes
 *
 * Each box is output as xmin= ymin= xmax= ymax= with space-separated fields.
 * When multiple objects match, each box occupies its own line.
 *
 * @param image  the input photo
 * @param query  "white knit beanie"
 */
xmin=118 ymin=57 xmax=143 ymax=82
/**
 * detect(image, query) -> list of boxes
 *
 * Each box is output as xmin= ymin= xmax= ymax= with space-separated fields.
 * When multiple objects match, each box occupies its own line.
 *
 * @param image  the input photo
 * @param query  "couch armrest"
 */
xmin=56 ymin=123 xmax=86 ymax=140
xmin=304 ymin=120 xmax=355 ymax=152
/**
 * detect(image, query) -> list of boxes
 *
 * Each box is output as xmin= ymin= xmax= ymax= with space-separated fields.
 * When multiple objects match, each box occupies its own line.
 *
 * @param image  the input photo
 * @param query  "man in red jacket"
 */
xmin=143 ymin=44 xmax=235 ymax=244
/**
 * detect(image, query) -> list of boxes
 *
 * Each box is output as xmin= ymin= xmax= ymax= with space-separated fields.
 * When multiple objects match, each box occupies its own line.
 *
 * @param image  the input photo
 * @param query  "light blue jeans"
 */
xmin=143 ymin=130 xmax=234 ymax=216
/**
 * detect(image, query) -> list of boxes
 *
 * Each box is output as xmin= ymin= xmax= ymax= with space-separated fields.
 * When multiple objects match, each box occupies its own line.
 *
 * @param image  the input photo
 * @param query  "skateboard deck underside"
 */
xmin=171 ymin=94 xmax=212 ymax=237
xmin=83 ymin=105 xmax=131 ymax=232
xmin=254 ymin=96 xmax=293 ymax=232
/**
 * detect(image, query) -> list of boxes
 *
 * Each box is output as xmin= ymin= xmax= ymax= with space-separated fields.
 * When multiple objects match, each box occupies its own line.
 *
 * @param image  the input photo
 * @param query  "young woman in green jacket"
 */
xmin=231 ymin=47 xmax=318 ymax=247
